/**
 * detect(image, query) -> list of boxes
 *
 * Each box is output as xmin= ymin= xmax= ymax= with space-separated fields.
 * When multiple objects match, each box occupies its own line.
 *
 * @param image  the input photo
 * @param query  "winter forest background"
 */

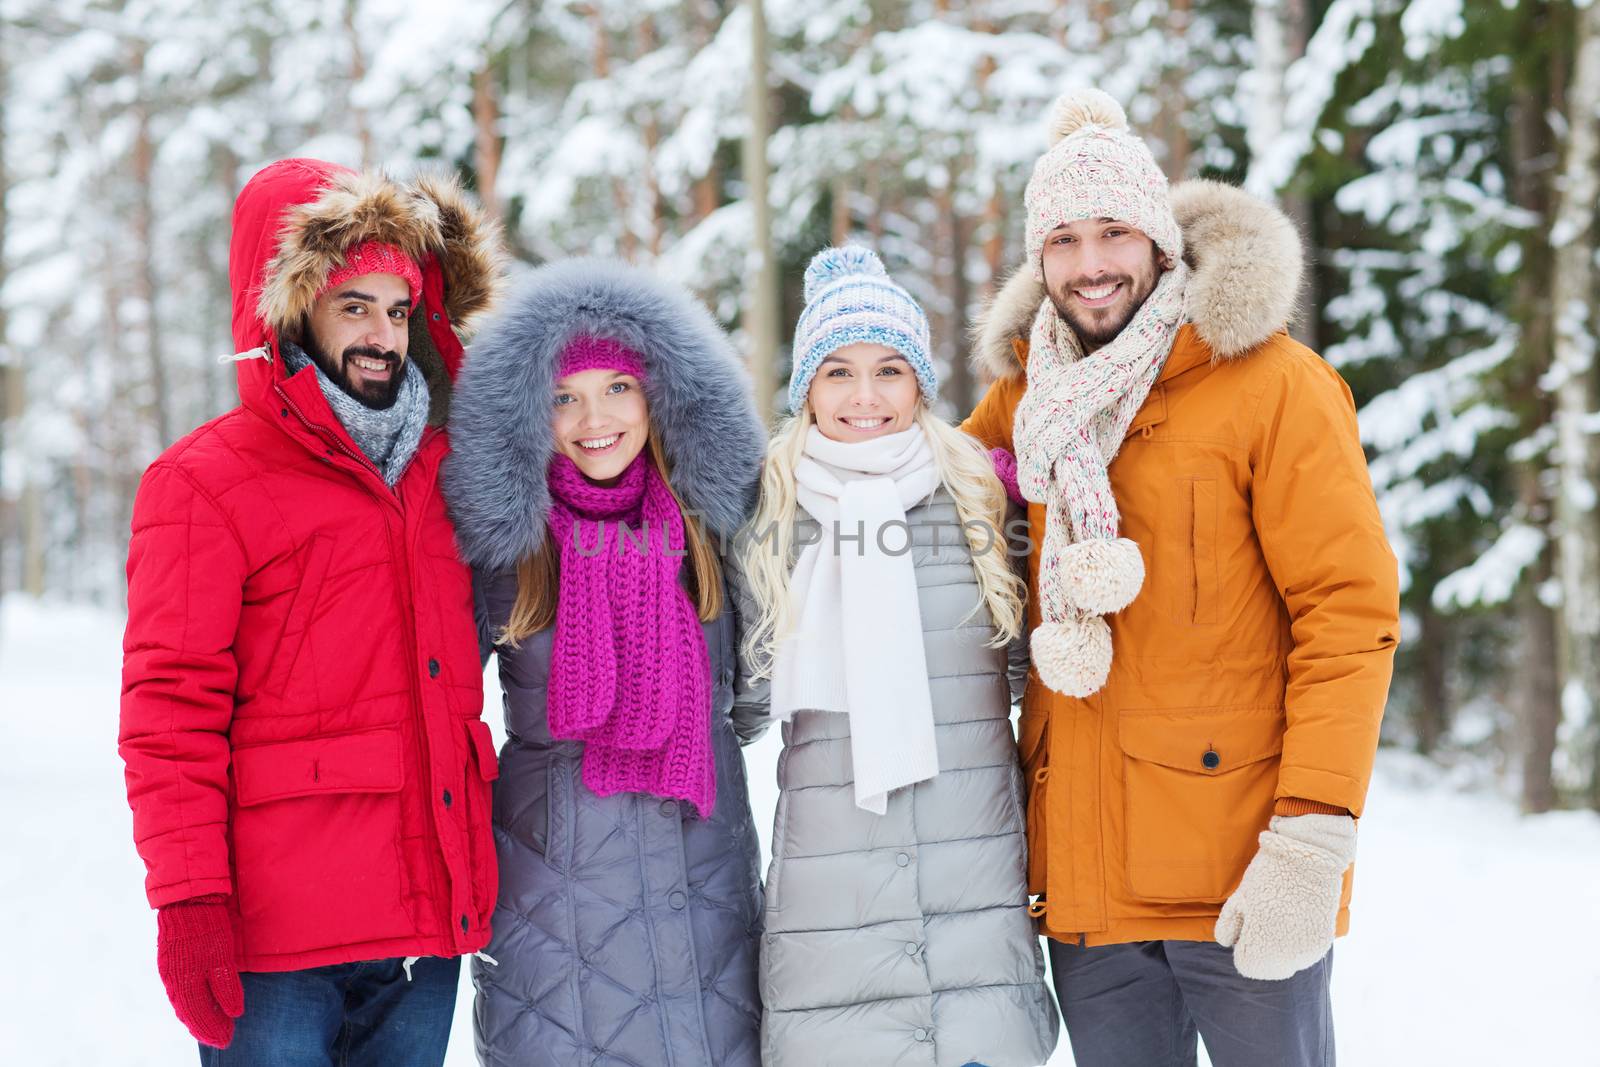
xmin=3 ymin=0 xmax=1600 ymax=819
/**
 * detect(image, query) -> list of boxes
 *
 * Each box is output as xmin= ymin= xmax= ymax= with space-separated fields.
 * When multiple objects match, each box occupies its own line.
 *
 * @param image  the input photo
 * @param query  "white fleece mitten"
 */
xmin=1215 ymin=813 xmax=1357 ymax=980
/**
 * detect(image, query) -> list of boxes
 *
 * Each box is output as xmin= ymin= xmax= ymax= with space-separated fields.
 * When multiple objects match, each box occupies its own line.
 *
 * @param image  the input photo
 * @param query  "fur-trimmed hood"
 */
xmin=972 ymin=179 xmax=1303 ymax=380
xmin=443 ymin=258 xmax=767 ymax=572
xmin=228 ymin=157 xmax=504 ymax=419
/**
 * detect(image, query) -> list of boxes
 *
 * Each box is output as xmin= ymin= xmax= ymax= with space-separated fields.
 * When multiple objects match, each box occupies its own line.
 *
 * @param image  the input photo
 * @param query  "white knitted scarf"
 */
xmin=1014 ymin=262 xmax=1189 ymax=696
xmin=772 ymin=425 xmax=942 ymax=814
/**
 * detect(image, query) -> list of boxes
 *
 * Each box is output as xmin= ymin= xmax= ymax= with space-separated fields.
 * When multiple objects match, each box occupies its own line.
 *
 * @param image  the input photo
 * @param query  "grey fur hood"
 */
xmin=444 ymin=258 xmax=766 ymax=571
xmin=972 ymin=179 xmax=1305 ymax=380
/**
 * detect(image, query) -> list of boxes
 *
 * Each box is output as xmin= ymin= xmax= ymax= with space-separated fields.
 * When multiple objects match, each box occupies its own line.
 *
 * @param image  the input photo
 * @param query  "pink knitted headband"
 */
xmin=558 ymin=335 xmax=647 ymax=381
xmin=320 ymin=240 xmax=423 ymax=306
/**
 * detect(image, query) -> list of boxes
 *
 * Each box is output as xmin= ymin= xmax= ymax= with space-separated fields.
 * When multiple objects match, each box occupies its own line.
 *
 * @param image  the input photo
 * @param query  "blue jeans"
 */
xmin=1048 ymin=939 xmax=1333 ymax=1067
xmin=197 ymin=956 xmax=459 ymax=1067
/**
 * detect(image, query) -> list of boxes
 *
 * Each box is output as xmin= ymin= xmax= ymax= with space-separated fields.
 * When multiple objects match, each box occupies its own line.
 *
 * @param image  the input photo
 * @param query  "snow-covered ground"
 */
xmin=4 ymin=597 xmax=1596 ymax=1065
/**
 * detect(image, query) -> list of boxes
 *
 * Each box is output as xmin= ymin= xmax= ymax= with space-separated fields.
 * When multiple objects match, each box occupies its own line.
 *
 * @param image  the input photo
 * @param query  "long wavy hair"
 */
xmin=499 ymin=424 xmax=724 ymax=645
xmin=738 ymin=404 xmax=1025 ymax=680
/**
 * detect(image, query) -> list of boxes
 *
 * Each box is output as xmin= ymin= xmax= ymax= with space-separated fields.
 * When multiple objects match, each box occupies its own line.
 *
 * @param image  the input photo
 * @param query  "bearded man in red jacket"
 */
xmin=118 ymin=158 xmax=503 ymax=1065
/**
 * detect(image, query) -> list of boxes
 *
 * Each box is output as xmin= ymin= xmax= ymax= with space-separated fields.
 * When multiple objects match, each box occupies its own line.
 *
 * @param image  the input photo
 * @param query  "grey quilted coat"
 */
xmin=442 ymin=259 xmax=769 ymax=1067
xmin=730 ymin=491 xmax=1059 ymax=1067
xmin=470 ymin=572 xmax=763 ymax=1067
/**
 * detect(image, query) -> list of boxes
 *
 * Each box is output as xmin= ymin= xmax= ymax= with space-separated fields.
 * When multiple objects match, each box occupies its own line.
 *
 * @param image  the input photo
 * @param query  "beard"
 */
xmin=1045 ymin=255 xmax=1164 ymax=351
xmin=302 ymin=334 xmax=405 ymax=410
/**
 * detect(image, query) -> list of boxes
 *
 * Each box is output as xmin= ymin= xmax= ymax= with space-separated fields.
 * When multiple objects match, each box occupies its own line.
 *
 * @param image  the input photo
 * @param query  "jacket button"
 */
xmin=913 ymin=1028 xmax=929 ymax=1041
xmin=895 ymin=852 xmax=910 ymax=867
xmin=659 ymin=800 xmax=678 ymax=817
xmin=428 ymin=658 xmax=440 ymax=678
xmin=1202 ymin=749 xmax=1221 ymax=770
xmin=442 ymin=790 xmax=452 ymax=808
xmin=460 ymin=915 xmax=470 ymax=933
xmin=668 ymin=891 xmax=687 ymax=910
xmin=904 ymin=942 xmax=919 ymax=956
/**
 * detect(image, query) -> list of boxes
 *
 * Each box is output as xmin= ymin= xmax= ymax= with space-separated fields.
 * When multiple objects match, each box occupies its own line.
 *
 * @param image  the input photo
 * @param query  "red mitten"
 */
xmin=156 ymin=895 xmax=244 ymax=1048
xmin=989 ymin=447 xmax=1025 ymax=507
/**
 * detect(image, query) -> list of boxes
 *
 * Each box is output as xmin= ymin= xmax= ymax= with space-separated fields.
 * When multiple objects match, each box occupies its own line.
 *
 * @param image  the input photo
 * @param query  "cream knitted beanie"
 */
xmin=1023 ymin=88 xmax=1183 ymax=278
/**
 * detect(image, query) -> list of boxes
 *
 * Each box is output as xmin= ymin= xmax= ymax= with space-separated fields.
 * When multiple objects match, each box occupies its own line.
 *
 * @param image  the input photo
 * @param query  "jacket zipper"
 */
xmin=274 ymin=383 xmax=395 ymax=498
xmin=275 ymin=377 xmax=455 ymax=939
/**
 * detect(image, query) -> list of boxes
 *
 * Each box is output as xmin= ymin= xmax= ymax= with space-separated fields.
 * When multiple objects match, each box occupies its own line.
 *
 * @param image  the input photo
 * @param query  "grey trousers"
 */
xmin=1047 ymin=939 xmax=1334 ymax=1067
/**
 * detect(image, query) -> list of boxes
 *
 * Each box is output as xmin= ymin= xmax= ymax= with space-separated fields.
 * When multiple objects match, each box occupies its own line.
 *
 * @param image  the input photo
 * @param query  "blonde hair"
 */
xmin=738 ymin=405 xmax=1025 ymax=679
xmin=499 ymin=425 xmax=723 ymax=645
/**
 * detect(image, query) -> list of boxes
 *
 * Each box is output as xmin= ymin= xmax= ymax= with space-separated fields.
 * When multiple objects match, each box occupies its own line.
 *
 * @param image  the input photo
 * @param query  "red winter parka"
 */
xmin=118 ymin=158 xmax=504 ymax=972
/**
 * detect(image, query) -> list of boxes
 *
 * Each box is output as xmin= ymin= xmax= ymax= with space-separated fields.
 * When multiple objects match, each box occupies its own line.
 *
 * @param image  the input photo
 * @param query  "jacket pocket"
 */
xmin=1118 ymin=708 xmax=1281 ymax=902
xmin=764 ymin=790 xmax=791 ymax=916
xmin=1019 ymin=703 xmax=1049 ymax=896
xmin=233 ymin=727 xmax=402 ymax=805
xmin=1189 ymin=479 xmax=1218 ymax=625
xmin=543 ymin=753 xmax=573 ymax=875
xmin=229 ymin=727 xmax=412 ymax=953
xmin=462 ymin=720 xmax=500 ymax=925
xmin=263 ymin=535 xmax=335 ymax=699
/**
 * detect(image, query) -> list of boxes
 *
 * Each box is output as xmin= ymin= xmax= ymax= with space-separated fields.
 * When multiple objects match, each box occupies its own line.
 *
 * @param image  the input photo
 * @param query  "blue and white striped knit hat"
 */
xmin=788 ymin=246 xmax=935 ymax=412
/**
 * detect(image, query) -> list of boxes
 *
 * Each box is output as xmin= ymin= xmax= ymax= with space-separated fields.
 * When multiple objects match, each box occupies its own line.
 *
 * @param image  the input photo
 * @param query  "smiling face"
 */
xmin=552 ymin=368 xmax=649 ymax=483
xmin=300 ymin=271 xmax=414 ymax=409
xmin=806 ymin=342 xmax=922 ymax=442
xmin=1040 ymin=218 xmax=1168 ymax=352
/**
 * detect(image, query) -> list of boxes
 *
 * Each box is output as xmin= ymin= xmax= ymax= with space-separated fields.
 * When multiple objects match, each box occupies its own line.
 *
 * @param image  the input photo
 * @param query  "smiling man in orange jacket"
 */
xmin=963 ymin=88 xmax=1400 ymax=1067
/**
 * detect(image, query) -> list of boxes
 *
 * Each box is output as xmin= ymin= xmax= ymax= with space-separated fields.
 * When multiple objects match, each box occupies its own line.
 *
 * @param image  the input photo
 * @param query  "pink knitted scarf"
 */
xmin=545 ymin=451 xmax=716 ymax=817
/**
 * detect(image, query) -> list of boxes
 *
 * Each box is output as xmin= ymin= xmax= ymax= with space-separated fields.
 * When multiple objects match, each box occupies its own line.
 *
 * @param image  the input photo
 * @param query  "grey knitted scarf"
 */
xmin=282 ymin=341 xmax=429 ymax=486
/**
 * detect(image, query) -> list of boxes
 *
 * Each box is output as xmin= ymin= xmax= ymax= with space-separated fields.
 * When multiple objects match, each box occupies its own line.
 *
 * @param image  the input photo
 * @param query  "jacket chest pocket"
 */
xmin=262 ymin=535 xmax=335 ymax=699
xmin=1158 ymin=478 xmax=1219 ymax=626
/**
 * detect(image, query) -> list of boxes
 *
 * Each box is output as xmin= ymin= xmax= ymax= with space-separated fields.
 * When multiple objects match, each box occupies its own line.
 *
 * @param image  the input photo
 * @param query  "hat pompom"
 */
xmin=1049 ymin=87 xmax=1128 ymax=144
xmin=803 ymin=245 xmax=887 ymax=303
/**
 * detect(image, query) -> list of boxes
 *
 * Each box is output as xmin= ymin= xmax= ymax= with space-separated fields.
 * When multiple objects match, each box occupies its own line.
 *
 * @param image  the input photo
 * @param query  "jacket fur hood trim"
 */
xmin=444 ymin=258 xmax=766 ymax=572
xmin=972 ymin=180 xmax=1304 ymax=380
xmin=257 ymin=168 xmax=503 ymax=342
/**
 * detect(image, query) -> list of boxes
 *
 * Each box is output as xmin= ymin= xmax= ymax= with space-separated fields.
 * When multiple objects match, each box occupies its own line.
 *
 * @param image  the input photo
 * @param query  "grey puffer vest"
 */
xmin=472 ymin=567 xmax=763 ymax=1067
xmin=730 ymin=490 xmax=1059 ymax=1067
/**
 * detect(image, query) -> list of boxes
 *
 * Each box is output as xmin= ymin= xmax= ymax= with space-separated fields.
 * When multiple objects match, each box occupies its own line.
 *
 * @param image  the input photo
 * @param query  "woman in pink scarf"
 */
xmin=443 ymin=259 xmax=768 ymax=1067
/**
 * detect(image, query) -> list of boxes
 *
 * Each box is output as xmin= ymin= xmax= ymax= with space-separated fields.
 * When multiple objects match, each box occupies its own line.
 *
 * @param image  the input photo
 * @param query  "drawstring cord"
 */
xmin=400 ymin=951 xmax=498 ymax=983
xmin=218 ymin=345 xmax=271 ymax=365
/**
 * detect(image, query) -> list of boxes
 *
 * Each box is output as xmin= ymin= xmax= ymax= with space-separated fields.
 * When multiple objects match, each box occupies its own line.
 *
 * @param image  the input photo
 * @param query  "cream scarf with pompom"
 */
xmin=1013 ymin=261 xmax=1188 ymax=696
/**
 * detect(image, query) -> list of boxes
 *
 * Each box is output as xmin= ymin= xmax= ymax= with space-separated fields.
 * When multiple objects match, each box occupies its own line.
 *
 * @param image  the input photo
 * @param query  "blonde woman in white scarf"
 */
xmin=726 ymin=247 xmax=1057 ymax=1067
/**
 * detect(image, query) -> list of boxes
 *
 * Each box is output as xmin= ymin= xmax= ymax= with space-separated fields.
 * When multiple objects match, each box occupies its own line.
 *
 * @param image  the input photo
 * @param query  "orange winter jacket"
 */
xmin=962 ymin=181 xmax=1400 ymax=946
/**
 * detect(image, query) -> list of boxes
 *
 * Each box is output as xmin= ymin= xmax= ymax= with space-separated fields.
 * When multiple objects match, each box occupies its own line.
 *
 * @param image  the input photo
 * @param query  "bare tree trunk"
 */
xmin=1247 ymin=0 xmax=1317 ymax=347
xmin=20 ymin=483 xmax=43 ymax=598
xmin=129 ymin=42 xmax=171 ymax=451
xmin=1516 ymin=524 xmax=1563 ymax=813
xmin=936 ymin=178 xmax=975 ymax=416
xmin=343 ymin=0 xmax=372 ymax=168
xmin=0 ymin=36 xmax=12 ymax=603
xmin=689 ymin=1 xmax=721 ymax=228
xmin=973 ymin=18 xmax=1007 ymax=320
xmin=638 ymin=18 xmax=663 ymax=258
xmin=1549 ymin=0 xmax=1600 ymax=808
xmin=743 ymin=0 xmax=779 ymax=422
xmin=210 ymin=145 xmax=239 ymax=417
xmin=830 ymin=175 xmax=850 ymax=246
xmin=865 ymin=161 xmax=883 ymax=242
xmin=583 ymin=8 xmax=635 ymax=260
xmin=473 ymin=65 xmax=503 ymax=222
xmin=1414 ymin=604 xmax=1451 ymax=754
xmin=1509 ymin=60 xmax=1564 ymax=813
xmin=1160 ymin=0 xmax=1192 ymax=179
